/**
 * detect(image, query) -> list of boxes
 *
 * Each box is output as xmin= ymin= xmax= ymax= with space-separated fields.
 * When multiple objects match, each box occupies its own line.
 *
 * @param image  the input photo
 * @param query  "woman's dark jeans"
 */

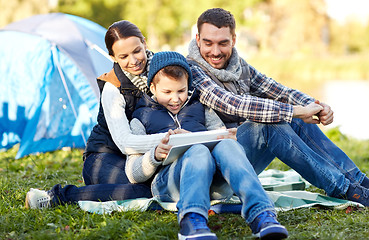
xmin=50 ymin=152 xmax=152 ymax=205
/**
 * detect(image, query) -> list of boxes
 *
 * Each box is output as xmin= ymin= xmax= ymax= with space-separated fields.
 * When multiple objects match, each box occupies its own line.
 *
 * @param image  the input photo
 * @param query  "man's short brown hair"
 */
xmin=197 ymin=8 xmax=236 ymax=36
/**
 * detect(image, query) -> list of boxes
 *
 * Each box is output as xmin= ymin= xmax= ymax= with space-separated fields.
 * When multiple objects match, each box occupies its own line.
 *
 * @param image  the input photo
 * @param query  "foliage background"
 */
xmin=2 ymin=0 xmax=369 ymax=93
xmin=2 ymin=0 xmax=369 ymax=56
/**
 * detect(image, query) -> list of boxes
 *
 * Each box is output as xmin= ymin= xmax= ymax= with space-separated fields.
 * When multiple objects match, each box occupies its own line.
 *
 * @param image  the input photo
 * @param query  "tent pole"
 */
xmin=85 ymin=39 xmax=113 ymax=62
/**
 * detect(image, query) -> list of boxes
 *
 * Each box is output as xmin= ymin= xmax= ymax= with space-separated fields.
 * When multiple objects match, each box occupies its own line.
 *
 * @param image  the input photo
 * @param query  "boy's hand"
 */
xmin=227 ymin=128 xmax=237 ymax=140
xmin=217 ymin=128 xmax=237 ymax=140
xmin=154 ymin=129 xmax=174 ymax=161
xmin=173 ymin=129 xmax=190 ymax=134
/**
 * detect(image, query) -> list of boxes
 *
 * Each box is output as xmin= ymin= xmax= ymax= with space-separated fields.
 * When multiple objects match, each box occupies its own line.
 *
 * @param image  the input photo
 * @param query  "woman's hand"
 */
xmin=154 ymin=129 xmax=175 ymax=161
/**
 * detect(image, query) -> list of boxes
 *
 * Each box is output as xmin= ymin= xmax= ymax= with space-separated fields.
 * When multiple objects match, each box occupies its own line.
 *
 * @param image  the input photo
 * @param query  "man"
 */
xmin=187 ymin=8 xmax=369 ymax=207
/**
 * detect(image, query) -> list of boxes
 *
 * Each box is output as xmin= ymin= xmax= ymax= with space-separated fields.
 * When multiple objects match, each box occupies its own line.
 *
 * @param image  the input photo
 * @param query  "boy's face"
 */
xmin=111 ymin=36 xmax=147 ymax=75
xmin=150 ymin=74 xmax=188 ymax=115
xmin=196 ymin=23 xmax=236 ymax=69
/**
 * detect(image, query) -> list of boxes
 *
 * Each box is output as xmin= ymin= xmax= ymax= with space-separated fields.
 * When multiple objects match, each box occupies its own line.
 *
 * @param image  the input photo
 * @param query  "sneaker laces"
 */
xmin=254 ymin=211 xmax=279 ymax=232
xmin=188 ymin=213 xmax=209 ymax=231
xmin=37 ymin=195 xmax=51 ymax=208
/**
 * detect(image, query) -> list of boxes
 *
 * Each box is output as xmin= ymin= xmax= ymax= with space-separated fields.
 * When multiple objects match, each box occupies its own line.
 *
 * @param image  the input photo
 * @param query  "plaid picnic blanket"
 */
xmin=78 ymin=169 xmax=363 ymax=214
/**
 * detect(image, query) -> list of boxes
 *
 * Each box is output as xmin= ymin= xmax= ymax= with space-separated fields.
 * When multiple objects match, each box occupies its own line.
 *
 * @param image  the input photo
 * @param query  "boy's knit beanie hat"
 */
xmin=147 ymin=51 xmax=193 ymax=88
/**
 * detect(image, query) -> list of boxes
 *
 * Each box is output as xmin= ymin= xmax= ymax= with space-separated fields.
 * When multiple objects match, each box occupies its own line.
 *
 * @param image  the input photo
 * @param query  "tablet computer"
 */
xmin=162 ymin=129 xmax=229 ymax=165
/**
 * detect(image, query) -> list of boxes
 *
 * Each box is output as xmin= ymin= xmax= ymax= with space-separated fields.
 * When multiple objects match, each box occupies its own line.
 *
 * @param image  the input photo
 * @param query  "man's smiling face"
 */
xmin=196 ymin=23 xmax=236 ymax=69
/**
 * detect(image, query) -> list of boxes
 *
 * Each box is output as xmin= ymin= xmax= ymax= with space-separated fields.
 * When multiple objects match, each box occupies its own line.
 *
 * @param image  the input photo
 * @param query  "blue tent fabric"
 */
xmin=0 ymin=13 xmax=112 ymax=158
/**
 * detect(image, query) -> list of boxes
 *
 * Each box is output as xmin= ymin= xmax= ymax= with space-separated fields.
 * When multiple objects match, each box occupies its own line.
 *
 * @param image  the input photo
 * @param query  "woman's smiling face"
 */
xmin=111 ymin=36 xmax=147 ymax=75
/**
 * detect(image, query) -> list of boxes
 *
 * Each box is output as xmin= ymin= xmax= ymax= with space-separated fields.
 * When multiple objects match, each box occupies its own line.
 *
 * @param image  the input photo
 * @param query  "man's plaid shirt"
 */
xmin=191 ymin=64 xmax=314 ymax=123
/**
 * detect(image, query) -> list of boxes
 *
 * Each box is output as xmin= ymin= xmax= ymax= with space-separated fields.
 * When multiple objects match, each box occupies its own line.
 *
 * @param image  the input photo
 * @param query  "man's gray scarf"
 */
xmin=187 ymin=39 xmax=250 ymax=95
xmin=187 ymin=39 xmax=242 ymax=83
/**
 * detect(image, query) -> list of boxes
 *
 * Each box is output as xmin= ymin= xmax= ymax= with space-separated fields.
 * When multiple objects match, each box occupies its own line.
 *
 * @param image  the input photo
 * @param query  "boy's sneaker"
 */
xmin=25 ymin=188 xmax=52 ymax=209
xmin=249 ymin=211 xmax=288 ymax=239
xmin=178 ymin=212 xmax=218 ymax=240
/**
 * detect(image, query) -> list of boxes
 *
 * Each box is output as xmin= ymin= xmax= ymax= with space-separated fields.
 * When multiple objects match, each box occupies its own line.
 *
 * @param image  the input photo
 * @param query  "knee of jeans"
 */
xmin=217 ymin=139 xmax=240 ymax=149
xmin=82 ymin=161 xmax=93 ymax=185
xmin=181 ymin=144 xmax=215 ymax=169
xmin=216 ymin=139 xmax=245 ymax=155
xmin=82 ymin=170 xmax=91 ymax=185
xmin=186 ymin=144 xmax=211 ymax=157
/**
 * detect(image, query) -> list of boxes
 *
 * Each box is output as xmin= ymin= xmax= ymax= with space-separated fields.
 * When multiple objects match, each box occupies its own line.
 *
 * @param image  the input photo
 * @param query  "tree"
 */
xmin=0 ymin=0 xmax=50 ymax=28
xmin=57 ymin=0 xmax=128 ymax=29
xmin=240 ymin=0 xmax=329 ymax=56
xmin=57 ymin=0 xmax=264 ymax=51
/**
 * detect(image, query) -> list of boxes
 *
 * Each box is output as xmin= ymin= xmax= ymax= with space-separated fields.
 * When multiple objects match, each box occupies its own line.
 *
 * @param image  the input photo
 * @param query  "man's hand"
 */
xmin=293 ymin=102 xmax=323 ymax=124
xmin=315 ymin=100 xmax=334 ymax=126
xmin=154 ymin=129 xmax=175 ymax=161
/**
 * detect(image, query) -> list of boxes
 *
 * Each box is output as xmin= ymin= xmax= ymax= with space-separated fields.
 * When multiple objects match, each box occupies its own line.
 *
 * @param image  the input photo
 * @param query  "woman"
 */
xmin=25 ymin=20 xmax=166 ymax=208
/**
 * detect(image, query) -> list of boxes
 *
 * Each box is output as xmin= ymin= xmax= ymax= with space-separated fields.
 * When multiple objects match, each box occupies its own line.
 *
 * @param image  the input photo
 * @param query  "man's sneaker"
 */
xmin=178 ymin=212 xmax=218 ymax=240
xmin=25 ymin=188 xmax=52 ymax=209
xmin=345 ymin=183 xmax=369 ymax=206
xmin=249 ymin=211 xmax=288 ymax=239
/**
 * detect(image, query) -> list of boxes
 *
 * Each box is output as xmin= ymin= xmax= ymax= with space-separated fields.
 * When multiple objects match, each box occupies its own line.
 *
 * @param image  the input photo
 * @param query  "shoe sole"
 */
xmin=259 ymin=232 xmax=288 ymax=240
xmin=178 ymin=232 xmax=218 ymax=240
xmin=25 ymin=191 xmax=31 ymax=209
xmin=252 ymin=225 xmax=288 ymax=240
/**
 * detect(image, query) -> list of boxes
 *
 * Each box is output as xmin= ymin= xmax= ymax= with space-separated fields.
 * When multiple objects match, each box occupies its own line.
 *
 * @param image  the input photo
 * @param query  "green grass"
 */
xmin=1 ymin=128 xmax=369 ymax=239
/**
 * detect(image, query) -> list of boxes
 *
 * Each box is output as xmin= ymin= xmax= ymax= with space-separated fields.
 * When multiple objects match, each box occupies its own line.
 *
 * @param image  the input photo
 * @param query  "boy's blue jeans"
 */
xmin=237 ymin=118 xmax=366 ymax=198
xmin=151 ymin=139 xmax=275 ymax=224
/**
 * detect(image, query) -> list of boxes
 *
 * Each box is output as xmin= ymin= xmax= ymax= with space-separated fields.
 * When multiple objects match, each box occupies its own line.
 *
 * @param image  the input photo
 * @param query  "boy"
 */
xmin=126 ymin=51 xmax=288 ymax=240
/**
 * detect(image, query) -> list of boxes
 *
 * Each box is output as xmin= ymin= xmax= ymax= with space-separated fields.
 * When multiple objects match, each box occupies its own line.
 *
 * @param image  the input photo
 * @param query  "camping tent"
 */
xmin=0 ymin=13 xmax=113 ymax=158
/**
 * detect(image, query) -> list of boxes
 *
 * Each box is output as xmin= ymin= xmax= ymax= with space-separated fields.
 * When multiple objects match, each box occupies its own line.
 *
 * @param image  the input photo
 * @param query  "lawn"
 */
xmin=1 ymin=128 xmax=369 ymax=239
